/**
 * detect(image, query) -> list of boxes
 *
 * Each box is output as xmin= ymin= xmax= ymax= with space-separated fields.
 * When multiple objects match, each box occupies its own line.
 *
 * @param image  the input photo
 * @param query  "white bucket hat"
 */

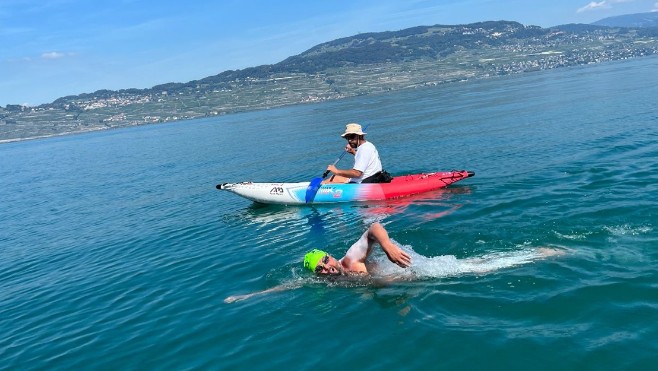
xmin=341 ymin=123 xmax=366 ymax=137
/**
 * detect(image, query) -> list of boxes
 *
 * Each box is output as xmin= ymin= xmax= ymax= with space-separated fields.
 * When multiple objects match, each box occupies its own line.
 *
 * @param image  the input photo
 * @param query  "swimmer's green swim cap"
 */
xmin=303 ymin=249 xmax=327 ymax=272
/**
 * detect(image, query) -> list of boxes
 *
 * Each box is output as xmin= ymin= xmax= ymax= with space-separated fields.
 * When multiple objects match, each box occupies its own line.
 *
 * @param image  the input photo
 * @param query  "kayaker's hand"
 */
xmin=327 ymin=164 xmax=338 ymax=174
xmin=345 ymin=144 xmax=356 ymax=155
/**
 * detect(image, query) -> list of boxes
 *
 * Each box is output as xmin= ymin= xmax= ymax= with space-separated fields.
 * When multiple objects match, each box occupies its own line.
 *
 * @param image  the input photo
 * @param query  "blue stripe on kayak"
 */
xmin=292 ymin=184 xmax=362 ymax=203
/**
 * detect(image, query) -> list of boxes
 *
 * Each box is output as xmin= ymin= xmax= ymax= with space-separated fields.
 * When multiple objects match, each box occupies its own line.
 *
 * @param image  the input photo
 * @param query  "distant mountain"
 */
xmin=51 ymin=21 xmax=644 ymax=104
xmin=592 ymin=12 xmax=658 ymax=28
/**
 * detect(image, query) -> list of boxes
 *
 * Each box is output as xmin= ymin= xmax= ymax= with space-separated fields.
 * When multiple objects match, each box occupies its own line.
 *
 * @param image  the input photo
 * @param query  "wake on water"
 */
xmin=370 ymin=242 xmax=565 ymax=280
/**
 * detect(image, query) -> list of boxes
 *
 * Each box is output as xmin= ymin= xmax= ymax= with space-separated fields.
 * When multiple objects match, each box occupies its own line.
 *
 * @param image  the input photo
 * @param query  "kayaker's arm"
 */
xmin=326 ymin=164 xmax=362 ymax=179
xmin=324 ymin=144 xmax=359 ymax=178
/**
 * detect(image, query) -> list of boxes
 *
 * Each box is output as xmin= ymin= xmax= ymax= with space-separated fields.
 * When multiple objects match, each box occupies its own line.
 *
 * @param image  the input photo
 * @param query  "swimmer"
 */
xmin=224 ymin=223 xmax=565 ymax=303
xmin=224 ymin=222 xmax=410 ymax=303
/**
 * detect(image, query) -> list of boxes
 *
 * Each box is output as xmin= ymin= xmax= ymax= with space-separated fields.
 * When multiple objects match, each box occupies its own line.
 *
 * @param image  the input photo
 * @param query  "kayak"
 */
xmin=216 ymin=170 xmax=474 ymax=205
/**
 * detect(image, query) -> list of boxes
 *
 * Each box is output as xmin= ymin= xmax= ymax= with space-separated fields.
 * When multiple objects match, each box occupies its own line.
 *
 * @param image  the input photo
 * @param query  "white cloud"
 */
xmin=578 ymin=1 xmax=607 ymax=13
xmin=6 ymin=52 xmax=75 ymax=63
xmin=6 ymin=56 xmax=32 ymax=63
xmin=653 ymin=2 xmax=658 ymax=11
xmin=40 ymin=51 xmax=74 ymax=60
xmin=41 ymin=51 xmax=65 ymax=59
xmin=577 ymin=0 xmax=635 ymax=13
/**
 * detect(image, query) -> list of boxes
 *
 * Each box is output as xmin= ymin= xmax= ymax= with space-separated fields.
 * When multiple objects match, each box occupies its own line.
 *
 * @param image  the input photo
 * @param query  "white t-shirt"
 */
xmin=350 ymin=141 xmax=382 ymax=183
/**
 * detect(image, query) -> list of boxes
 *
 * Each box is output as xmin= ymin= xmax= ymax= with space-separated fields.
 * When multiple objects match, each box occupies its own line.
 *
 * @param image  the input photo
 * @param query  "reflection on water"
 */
xmin=357 ymin=186 xmax=473 ymax=223
xmin=227 ymin=186 xmax=474 ymax=232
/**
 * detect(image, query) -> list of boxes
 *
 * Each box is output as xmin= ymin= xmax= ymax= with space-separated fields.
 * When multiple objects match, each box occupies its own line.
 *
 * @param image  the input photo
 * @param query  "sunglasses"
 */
xmin=314 ymin=255 xmax=330 ymax=273
xmin=345 ymin=134 xmax=359 ymax=140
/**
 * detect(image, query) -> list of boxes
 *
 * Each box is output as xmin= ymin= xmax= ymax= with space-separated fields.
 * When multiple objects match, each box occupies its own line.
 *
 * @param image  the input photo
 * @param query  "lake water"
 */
xmin=1 ymin=56 xmax=657 ymax=369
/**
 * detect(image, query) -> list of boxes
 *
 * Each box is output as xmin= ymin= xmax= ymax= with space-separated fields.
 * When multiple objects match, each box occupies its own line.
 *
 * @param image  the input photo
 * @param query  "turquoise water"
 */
xmin=2 ymin=56 xmax=657 ymax=369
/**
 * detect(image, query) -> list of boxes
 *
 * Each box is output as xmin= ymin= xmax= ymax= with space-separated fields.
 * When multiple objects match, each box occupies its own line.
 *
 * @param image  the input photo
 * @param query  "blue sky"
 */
xmin=2 ymin=0 xmax=657 ymax=106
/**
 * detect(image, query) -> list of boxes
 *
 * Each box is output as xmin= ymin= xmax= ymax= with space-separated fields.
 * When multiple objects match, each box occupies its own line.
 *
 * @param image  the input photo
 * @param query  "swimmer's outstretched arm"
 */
xmin=224 ymin=283 xmax=301 ymax=304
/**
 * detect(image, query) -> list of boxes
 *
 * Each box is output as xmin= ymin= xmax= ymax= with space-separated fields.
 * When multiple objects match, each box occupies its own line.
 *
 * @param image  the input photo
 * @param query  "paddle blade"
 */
xmin=305 ymin=177 xmax=323 ymax=203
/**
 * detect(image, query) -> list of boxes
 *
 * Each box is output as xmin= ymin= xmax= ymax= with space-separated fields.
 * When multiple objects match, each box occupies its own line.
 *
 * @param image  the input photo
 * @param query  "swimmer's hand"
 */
xmin=224 ymin=295 xmax=249 ymax=303
xmin=382 ymin=243 xmax=411 ymax=268
xmin=368 ymin=222 xmax=412 ymax=268
xmin=536 ymin=247 xmax=566 ymax=258
xmin=224 ymin=284 xmax=300 ymax=304
xmin=380 ymin=240 xmax=411 ymax=268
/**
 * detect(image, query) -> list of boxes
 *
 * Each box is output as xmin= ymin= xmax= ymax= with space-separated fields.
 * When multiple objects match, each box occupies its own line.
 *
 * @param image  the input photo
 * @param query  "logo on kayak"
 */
xmin=270 ymin=187 xmax=284 ymax=195
xmin=316 ymin=187 xmax=342 ymax=199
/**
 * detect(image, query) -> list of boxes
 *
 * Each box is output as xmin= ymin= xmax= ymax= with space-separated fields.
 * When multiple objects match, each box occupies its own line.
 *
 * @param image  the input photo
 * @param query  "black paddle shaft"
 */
xmin=322 ymin=151 xmax=349 ymax=178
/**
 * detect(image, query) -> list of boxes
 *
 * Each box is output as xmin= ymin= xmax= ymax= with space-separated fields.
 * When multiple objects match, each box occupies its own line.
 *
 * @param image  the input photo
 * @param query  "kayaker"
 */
xmin=325 ymin=123 xmax=390 ymax=183
xmin=224 ymin=222 xmax=411 ymax=303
